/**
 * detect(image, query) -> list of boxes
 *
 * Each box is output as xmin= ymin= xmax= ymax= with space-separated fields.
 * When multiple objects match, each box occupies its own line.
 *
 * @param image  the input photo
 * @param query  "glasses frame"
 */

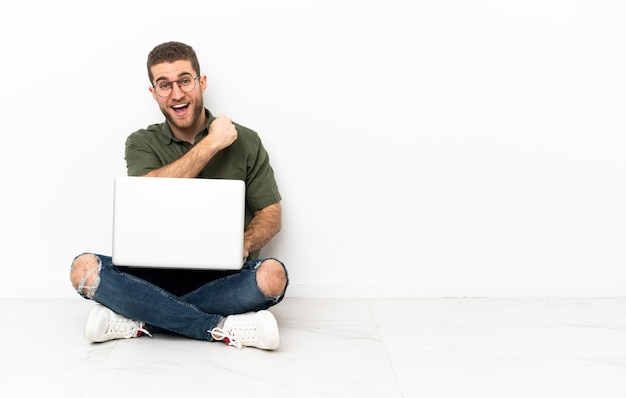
xmin=153 ymin=75 xmax=201 ymax=98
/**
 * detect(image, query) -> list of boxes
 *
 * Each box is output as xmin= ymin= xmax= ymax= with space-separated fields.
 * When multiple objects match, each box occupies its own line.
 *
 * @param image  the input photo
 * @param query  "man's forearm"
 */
xmin=144 ymin=144 xmax=218 ymax=178
xmin=244 ymin=202 xmax=282 ymax=256
xmin=143 ymin=115 xmax=237 ymax=178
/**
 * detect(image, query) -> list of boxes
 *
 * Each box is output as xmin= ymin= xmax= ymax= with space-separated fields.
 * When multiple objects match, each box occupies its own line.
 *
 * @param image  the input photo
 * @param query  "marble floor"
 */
xmin=1 ymin=297 xmax=625 ymax=397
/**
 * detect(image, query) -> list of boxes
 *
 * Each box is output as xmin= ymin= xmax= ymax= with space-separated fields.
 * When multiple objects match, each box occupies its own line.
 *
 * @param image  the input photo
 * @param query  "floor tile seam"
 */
xmin=366 ymin=298 xmax=407 ymax=398
xmin=387 ymin=354 xmax=626 ymax=361
xmin=79 ymin=341 xmax=119 ymax=395
xmin=374 ymin=321 xmax=626 ymax=326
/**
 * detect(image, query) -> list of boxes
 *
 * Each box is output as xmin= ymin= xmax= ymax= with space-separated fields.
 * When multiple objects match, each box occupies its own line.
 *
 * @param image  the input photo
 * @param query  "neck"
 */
xmin=173 ymin=129 xmax=198 ymax=144
xmin=170 ymin=111 xmax=207 ymax=144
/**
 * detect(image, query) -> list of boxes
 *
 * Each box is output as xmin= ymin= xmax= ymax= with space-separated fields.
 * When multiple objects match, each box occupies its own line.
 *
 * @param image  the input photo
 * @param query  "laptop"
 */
xmin=112 ymin=176 xmax=245 ymax=270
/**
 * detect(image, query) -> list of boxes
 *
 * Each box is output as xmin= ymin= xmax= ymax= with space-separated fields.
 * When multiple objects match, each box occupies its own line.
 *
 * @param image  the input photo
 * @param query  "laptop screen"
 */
xmin=112 ymin=176 xmax=245 ymax=270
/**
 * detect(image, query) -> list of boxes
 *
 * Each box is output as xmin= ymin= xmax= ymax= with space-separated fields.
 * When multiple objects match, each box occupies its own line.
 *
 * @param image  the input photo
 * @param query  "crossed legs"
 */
xmin=69 ymin=253 xmax=288 ymax=345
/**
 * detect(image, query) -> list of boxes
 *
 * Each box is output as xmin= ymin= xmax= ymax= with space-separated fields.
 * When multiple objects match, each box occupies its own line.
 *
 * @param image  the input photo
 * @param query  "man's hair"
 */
xmin=147 ymin=41 xmax=201 ymax=84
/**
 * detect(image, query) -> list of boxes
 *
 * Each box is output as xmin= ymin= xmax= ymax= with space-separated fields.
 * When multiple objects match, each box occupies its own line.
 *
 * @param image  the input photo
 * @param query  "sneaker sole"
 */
xmin=256 ymin=310 xmax=280 ymax=350
xmin=83 ymin=305 xmax=106 ymax=343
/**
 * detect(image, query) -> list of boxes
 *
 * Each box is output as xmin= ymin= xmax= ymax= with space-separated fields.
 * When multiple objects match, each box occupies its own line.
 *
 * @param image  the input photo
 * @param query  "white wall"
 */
xmin=1 ymin=0 xmax=624 ymax=298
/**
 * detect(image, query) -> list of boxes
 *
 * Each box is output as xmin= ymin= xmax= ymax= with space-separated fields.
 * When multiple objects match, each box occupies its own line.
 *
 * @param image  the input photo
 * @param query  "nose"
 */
xmin=170 ymin=82 xmax=186 ymax=99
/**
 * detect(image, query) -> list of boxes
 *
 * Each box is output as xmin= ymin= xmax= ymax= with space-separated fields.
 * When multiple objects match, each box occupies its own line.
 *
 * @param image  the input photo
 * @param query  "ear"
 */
xmin=149 ymin=86 xmax=158 ymax=101
xmin=199 ymin=75 xmax=207 ymax=93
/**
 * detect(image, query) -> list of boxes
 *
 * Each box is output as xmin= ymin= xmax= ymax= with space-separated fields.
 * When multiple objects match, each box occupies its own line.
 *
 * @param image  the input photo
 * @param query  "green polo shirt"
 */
xmin=124 ymin=109 xmax=281 ymax=260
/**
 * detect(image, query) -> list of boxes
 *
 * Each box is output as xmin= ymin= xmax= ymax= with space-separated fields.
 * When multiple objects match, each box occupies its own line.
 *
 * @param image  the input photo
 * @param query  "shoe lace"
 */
xmin=107 ymin=313 xmax=152 ymax=338
xmin=210 ymin=323 xmax=257 ymax=349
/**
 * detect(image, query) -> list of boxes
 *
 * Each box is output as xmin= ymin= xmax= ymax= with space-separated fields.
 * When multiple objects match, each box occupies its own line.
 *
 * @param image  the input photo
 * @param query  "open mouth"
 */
xmin=172 ymin=103 xmax=189 ymax=115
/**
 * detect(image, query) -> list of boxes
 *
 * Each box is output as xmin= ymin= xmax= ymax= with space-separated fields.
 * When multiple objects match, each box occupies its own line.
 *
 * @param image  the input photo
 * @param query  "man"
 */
xmin=69 ymin=41 xmax=288 ymax=350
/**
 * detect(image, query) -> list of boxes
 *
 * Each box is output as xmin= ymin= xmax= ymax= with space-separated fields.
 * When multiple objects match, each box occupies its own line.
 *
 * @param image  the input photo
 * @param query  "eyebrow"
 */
xmin=154 ymin=72 xmax=194 ymax=83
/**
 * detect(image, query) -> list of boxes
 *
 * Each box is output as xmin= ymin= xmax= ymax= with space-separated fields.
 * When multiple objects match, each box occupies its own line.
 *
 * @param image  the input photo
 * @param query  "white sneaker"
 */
xmin=210 ymin=310 xmax=280 ymax=350
xmin=84 ymin=304 xmax=151 ymax=343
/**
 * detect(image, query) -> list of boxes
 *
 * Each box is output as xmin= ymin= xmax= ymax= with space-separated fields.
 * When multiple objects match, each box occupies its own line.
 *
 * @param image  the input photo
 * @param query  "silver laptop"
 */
xmin=112 ymin=176 xmax=245 ymax=270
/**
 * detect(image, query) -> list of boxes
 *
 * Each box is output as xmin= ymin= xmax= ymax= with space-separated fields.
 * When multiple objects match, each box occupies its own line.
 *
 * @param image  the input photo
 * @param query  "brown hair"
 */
xmin=147 ymin=41 xmax=201 ymax=84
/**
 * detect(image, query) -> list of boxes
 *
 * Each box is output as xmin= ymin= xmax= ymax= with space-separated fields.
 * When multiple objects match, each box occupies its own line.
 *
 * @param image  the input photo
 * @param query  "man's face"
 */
xmin=149 ymin=60 xmax=207 ymax=134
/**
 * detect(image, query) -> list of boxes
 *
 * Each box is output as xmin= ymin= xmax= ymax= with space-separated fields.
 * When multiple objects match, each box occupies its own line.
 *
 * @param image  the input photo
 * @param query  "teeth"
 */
xmin=172 ymin=104 xmax=187 ymax=109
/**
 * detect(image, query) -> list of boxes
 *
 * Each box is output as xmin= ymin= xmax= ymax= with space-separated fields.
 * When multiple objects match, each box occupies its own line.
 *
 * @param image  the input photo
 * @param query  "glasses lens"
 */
xmin=180 ymin=77 xmax=197 ymax=93
xmin=155 ymin=82 xmax=172 ymax=97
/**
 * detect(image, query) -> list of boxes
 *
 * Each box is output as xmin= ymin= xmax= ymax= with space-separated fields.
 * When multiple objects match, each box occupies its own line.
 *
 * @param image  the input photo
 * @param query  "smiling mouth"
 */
xmin=172 ymin=103 xmax=189 ymax=115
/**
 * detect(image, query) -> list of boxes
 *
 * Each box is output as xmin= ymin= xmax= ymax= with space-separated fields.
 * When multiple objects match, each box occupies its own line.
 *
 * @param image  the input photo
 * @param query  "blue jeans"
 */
xmin=72 ymin=253 xmax=288 ymax=341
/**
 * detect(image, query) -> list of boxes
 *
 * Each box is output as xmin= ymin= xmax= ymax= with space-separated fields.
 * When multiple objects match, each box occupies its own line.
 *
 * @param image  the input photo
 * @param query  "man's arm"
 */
xmin=144 ymin=115 xmax=237 ymax=178
xmin=243 ymin=202 xmax=282 ymax=259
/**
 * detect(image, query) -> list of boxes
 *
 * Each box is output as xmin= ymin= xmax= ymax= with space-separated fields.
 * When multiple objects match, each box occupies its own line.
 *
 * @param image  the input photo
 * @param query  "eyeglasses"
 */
xmin=153 ymin=76 xmax=200 ymax=97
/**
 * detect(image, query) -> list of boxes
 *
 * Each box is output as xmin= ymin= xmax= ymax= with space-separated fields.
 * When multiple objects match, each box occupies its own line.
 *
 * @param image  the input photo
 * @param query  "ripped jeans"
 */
xmin=71 ymin=253 xmax=288 ymax=341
